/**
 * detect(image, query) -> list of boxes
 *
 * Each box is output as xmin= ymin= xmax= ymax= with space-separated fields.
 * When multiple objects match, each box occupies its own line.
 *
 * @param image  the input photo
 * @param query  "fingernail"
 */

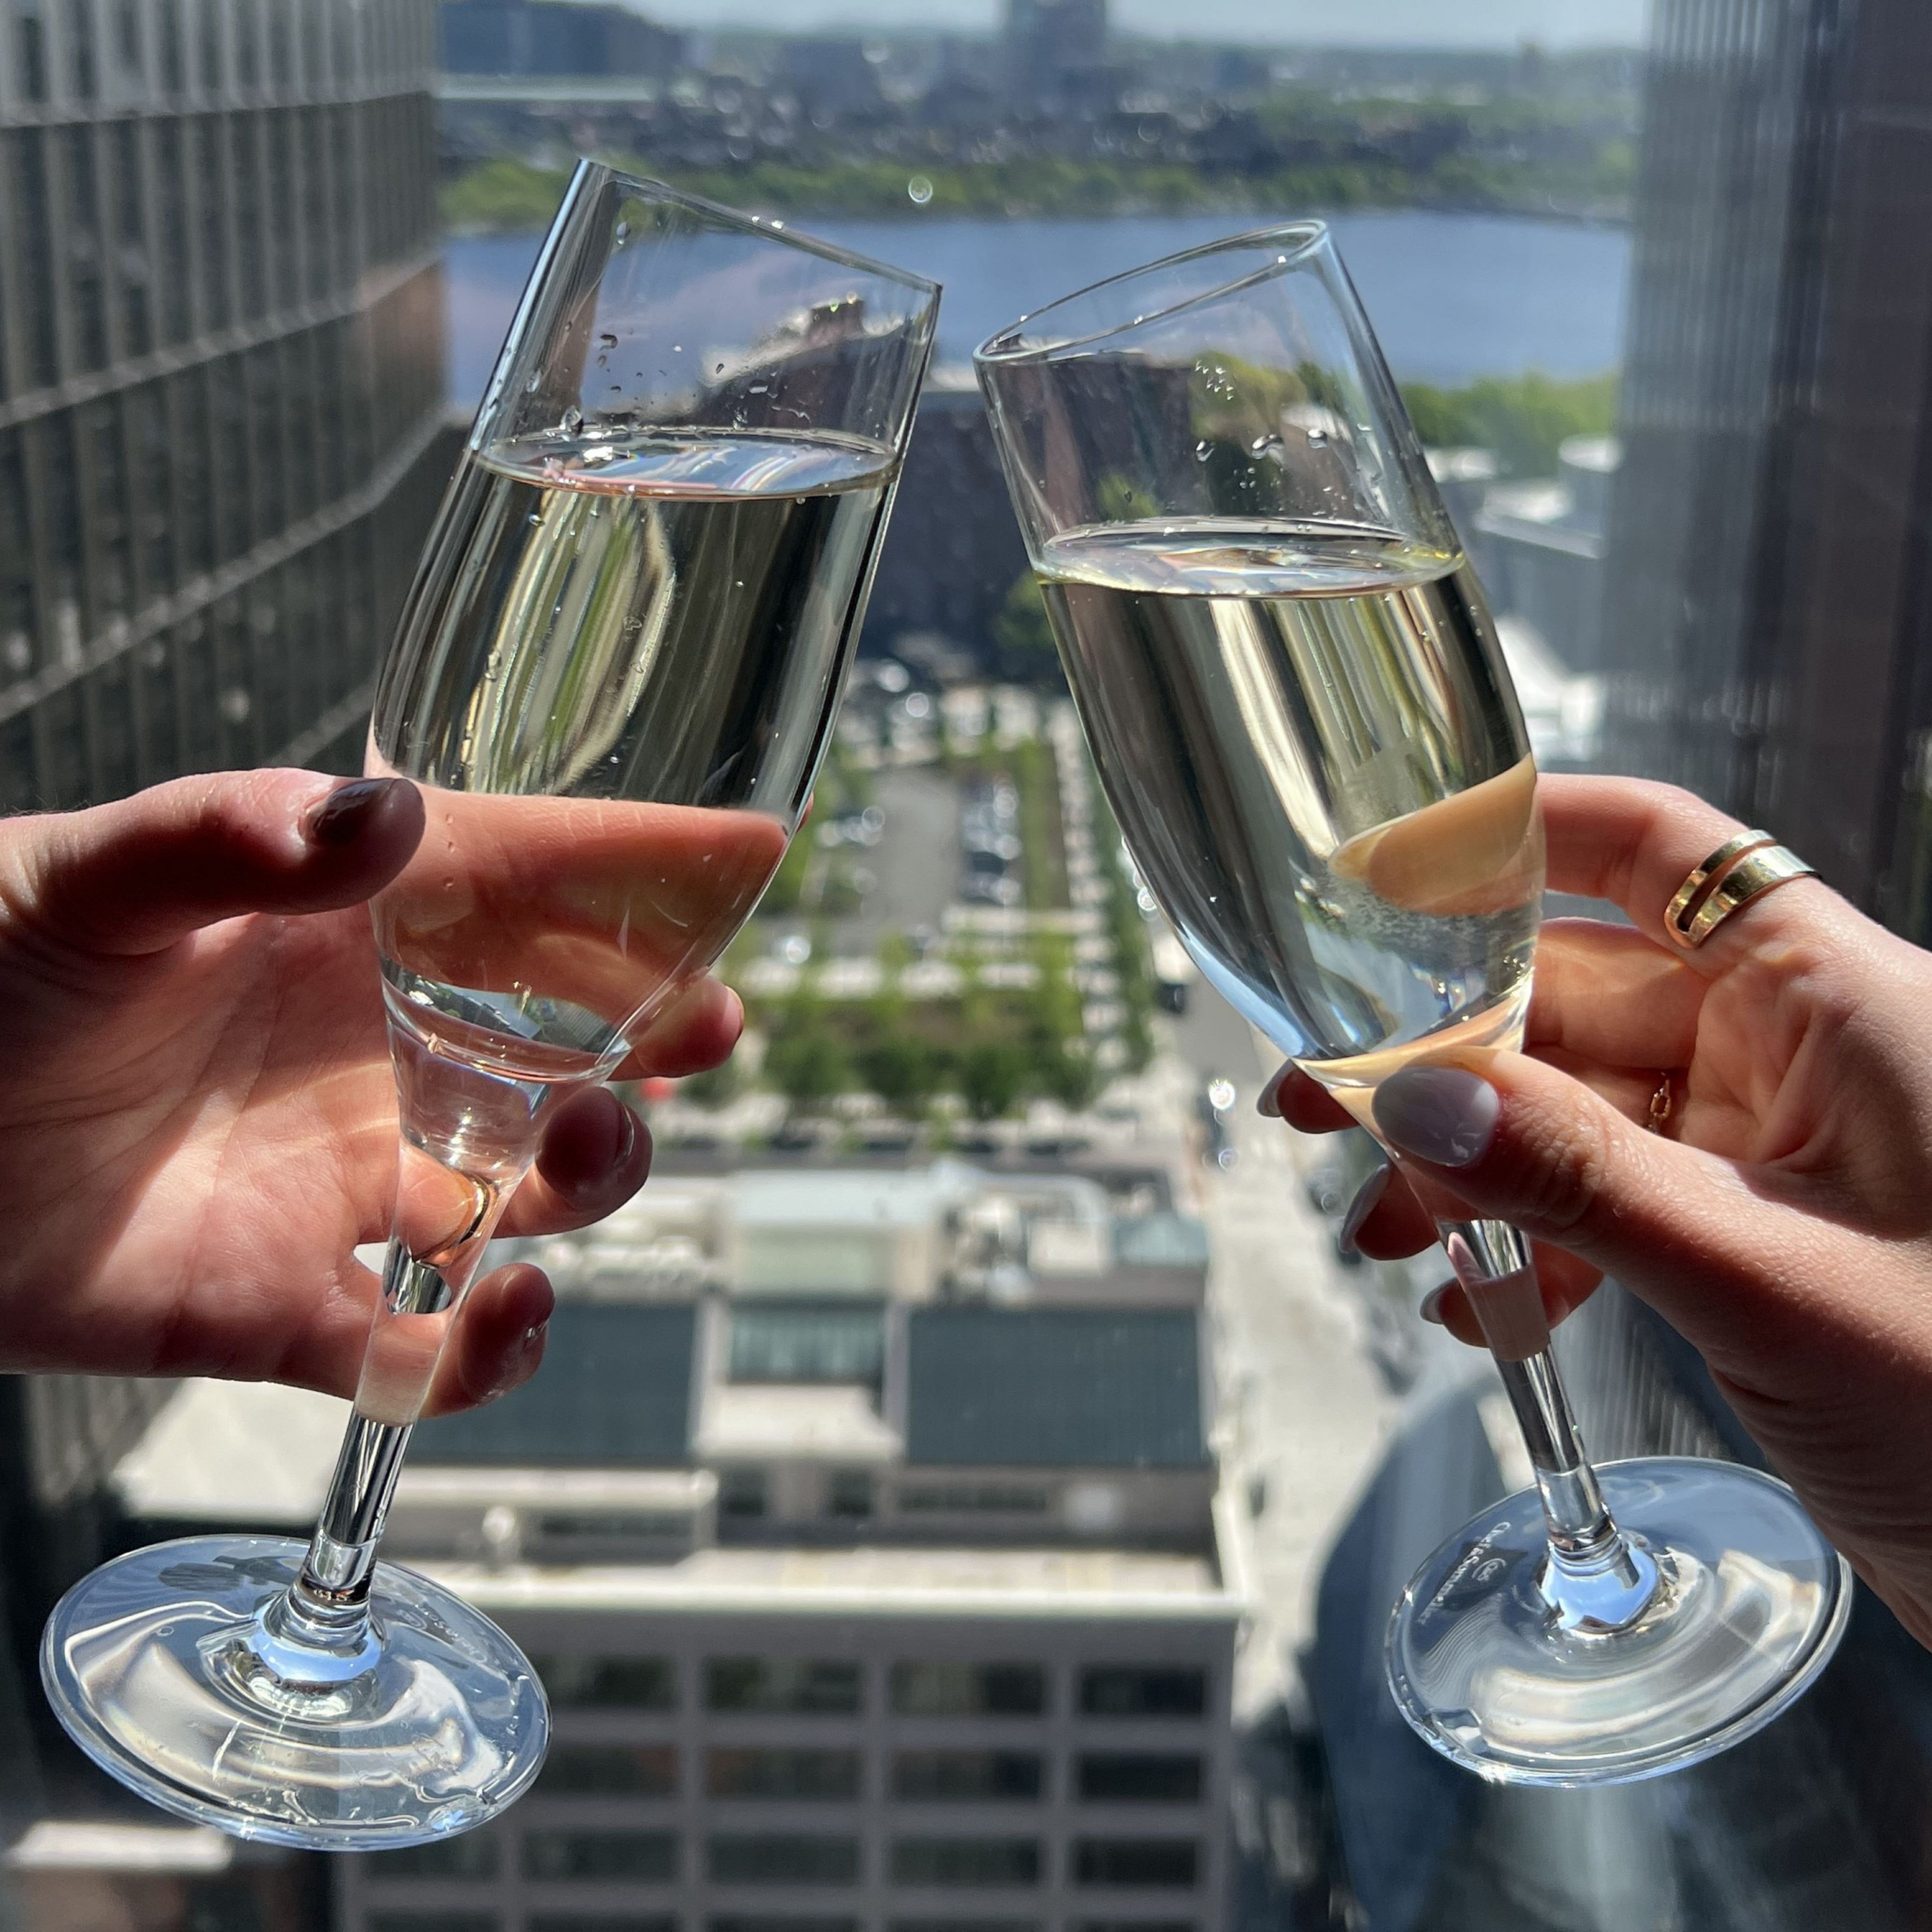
xmin=492 ymin=1323 xmax=548 ymax=1397
xmin=1338 ymin=1162 xmax=1390 ymax=1255
xmin=1257 ymin=1067 xmax=1286 ymax=1118
xmin=1373 ymin=1065 xmax=1499 ymax=1168
xmin=1419 ymin=1284 xmax=1450 ymax=1326
xmin=306 ymin=777 xmax=405 ymax=847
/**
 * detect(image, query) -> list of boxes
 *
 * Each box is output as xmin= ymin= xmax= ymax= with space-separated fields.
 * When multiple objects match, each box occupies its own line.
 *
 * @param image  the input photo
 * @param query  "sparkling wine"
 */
xmin=1036 ymin=521 xmax=1543 ymax=1069
xmin=370 ymin=426 xmax=895 ymax=1081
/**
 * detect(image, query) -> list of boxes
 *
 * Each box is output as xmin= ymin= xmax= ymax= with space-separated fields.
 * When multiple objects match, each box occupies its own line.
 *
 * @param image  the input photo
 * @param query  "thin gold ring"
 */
xmin=1665 ymin=839 xmax=1818 ymax=949
xmin=1647 ymin=1073 xmax=1675 ymax=1136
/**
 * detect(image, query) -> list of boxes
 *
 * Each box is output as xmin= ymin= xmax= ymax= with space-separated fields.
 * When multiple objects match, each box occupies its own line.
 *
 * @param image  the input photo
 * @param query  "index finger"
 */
xmin=1539 ymin=774 xmax=1837 ymax=959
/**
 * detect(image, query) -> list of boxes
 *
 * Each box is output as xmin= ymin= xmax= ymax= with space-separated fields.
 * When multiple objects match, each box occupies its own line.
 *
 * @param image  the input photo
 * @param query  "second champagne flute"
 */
xmin=976 ymin=221 xmax=1849 ymax=1785
xmin=42 ymin=165 xmax=937 ymax=1847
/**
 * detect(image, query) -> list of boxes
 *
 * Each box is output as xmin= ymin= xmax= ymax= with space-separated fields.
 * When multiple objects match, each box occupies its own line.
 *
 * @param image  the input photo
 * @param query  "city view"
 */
xmin=5 ymin=2 xmax=1932 ymax=1932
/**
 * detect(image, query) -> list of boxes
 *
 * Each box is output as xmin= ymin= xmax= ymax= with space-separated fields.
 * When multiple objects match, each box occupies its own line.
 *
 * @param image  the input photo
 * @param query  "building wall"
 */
xmin=1598 ymin=0 xmax=1932 ymax=923
xmin=337 ymin=1603 xmax=1237 ymax=1932
xmin=0 ymin=0 xmax=451 ymax=810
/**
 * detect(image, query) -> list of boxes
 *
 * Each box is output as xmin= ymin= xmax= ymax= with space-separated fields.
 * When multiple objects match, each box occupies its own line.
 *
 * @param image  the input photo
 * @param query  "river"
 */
xmin=442 ymin=207 xmax=1630 ymax=411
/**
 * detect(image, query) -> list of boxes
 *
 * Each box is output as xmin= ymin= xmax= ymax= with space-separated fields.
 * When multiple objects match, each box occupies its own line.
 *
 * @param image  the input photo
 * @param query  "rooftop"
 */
xmin=907 ymin=1306 xmax=1209 ymax=1469
xmin=412 ymin=1303 xmax=696 ymax=1468
xmin=422 ymin=1540 xmax=1234 ymax=1619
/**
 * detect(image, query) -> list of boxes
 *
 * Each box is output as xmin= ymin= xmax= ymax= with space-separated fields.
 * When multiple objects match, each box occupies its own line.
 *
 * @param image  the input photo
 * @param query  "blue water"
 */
xmin=443 ymin=208 xmax=1629 ymax=413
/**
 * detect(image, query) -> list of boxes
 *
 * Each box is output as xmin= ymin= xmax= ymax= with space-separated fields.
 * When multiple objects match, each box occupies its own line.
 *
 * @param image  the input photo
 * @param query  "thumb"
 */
xmin=1371 ymin=1051 xmax=1797 ymax=1366
xmin=5 ymin=770 xmax=425 ymax=955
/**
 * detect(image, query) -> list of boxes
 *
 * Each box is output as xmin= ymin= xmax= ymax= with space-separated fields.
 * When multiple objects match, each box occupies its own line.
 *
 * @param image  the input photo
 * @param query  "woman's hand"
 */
xmin=0 ymin=770 xmax=742 ymax=1415
xmin=1269 ymin=774 xmax=1932 ymax=1646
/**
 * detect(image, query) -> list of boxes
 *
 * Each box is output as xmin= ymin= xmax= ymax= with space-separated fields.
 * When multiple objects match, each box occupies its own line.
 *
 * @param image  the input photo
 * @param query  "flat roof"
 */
xmin=695 ymin=1383 xmax=902 ymax=1463
xmin=424 ymin=1541 xmax=1236 ymax=1621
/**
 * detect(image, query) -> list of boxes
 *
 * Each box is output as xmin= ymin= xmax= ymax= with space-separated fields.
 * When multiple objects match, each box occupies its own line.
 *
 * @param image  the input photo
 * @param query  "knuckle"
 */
xmin=1505 ymin=1103 xmax=1614 ymax=1244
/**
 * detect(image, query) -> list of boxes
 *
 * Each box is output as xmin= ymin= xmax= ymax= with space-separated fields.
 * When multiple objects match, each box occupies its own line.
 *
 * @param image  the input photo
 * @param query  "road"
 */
xmin=1157 ymin=984 xmax=1397 ymax=1723
xmin=834 ymin=767 xmax=961 ymax=952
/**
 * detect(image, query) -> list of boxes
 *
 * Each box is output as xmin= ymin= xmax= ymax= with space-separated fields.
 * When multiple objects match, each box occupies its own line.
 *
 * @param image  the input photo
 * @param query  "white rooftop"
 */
xmin=728 ymin=1164 xmax=979 ymax=1229
xmin=113 ymin=1379 xmax=350 ymax=1526
xmin=426 ymin=1541 xmax=1234 ymax=1620
xmin=694 ymin=1382 xmax=902 ymax=1463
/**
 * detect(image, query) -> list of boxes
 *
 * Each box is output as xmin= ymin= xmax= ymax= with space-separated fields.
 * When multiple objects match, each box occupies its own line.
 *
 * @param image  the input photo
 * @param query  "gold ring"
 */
xmin=1664 ymin=829 xmax=1777 ymax=940
xmin=1647 ymin=1073 xmax=1675 ymax=1135
xmin=1666 ymin=838 xmax=1818 ymax=949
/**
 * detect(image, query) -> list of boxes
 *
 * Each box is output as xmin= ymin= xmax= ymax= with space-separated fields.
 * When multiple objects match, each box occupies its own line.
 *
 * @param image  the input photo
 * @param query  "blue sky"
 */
xmin=624 ymin=0 xmax=1647 ymax=47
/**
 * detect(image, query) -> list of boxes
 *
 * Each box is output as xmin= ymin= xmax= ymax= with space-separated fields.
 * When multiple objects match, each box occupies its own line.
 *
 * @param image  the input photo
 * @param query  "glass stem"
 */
xmin=1439 ymin=1215 xmax=1662 ymax=1633
xmin=271 ymin=1150 xmax=521 ymax=1667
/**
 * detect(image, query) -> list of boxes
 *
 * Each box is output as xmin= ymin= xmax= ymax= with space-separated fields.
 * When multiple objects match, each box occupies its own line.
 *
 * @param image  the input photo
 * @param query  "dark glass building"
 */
xmin=1599 ymin=0 xmax=1932 ymax=930
xmin=0 ymin=0 xmax=450 ymax=812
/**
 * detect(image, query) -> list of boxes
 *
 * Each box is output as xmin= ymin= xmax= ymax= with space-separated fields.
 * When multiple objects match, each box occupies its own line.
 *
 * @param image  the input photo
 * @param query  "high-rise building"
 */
xmin=0 ymin=0 xmax=450 ymax=813
xmin=1596 ymin=0 xmax=1932 ymax=929
xmin=1004 ymin=0 xmax=1108 ymax=112
xmin=108 ymin=1160 xmax=1242 ymax=1932
xmin=440 ymin=0 xmax=684 ymax=81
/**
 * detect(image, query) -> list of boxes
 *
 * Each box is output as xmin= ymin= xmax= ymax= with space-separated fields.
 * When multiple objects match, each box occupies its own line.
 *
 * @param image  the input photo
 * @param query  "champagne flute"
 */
xmin=975 ymin=222 xmax=1850 ymax=1785
xmin=41 ymin=165 xmax=937 ymax=1847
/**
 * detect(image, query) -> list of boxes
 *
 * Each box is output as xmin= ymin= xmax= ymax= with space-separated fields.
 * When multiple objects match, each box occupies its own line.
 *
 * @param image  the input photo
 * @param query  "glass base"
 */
xmin=41 ymin=1534 xmax=550 ymax=1848
xmin=1386 ymin=1456 xmax=1852 ymax=1786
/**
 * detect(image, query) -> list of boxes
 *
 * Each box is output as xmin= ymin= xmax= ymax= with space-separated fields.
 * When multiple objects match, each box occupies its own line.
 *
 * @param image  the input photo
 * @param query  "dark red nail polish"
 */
xmin=307 ymin=777 xmax=403 ymax=847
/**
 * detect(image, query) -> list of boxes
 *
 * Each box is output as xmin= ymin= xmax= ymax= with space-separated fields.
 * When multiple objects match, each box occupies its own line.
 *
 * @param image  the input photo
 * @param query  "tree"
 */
xmin=993 ymin=574 xmax=1063 ymax=685
xmin=858 ymin=1030 xmax=945 ymax=1119
xmin=766 ymin=1024 xmax=852 ymax=1112
xmin=958 ymin=1039 xmax=1031 ymax=1122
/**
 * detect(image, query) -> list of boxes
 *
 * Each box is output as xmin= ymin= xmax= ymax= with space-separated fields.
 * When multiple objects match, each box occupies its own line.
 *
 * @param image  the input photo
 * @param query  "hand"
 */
xmin=1268 ymin=775 xmax=1932 ymax=1646
xmin=0 ymin=770 xmax=742 ymax=1415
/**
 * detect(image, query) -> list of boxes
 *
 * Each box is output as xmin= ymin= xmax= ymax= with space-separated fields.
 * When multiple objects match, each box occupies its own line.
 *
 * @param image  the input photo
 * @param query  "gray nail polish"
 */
xmin=1373 ymin=1065 xmax=1499 ymax=1168
xmin=1339 ymin=1162 xmax=1390 ymax=1254
xmin=1419 ymin=1284 xmax=1449 ymax=1325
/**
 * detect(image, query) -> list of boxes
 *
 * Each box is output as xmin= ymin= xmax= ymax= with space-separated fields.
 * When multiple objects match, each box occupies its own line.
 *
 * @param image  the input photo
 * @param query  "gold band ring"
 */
xmin=1664 ymin=835 xmax=1818 ymax=949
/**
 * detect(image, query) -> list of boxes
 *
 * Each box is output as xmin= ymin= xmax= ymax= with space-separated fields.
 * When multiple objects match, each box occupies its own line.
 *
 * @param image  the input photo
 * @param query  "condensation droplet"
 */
xmin=614 ymin=220 xmax=630 ymax=244
xmin=561 ymin=405 xmax=583 ymax=435
xmin=907 ymin=174 xmax=933 ymax=206
xmin=599 ymin=332 xmax=618 ymax=349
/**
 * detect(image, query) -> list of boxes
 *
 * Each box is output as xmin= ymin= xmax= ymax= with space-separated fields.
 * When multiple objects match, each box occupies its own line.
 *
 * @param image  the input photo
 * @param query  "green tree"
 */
xmin=1399 ymin=371 xmax=1618 ymax=478
xmin=766 ymin=1024 xmax=852 ymax=1112
xmin=958 ymin=1039 xmax=1031 ymax=1122
xmin=858 ymin=1030 xmax=945 ymax=1118
xmin=993 ymin=574 xmax=1063 ymax=685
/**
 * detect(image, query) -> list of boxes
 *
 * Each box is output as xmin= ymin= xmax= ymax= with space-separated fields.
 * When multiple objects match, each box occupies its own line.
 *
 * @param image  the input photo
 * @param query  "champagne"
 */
xmin=371 ymin=426 xmax=896 ymax=1081
xmin=1036 ymin=521 xmax=1542 ymax=1070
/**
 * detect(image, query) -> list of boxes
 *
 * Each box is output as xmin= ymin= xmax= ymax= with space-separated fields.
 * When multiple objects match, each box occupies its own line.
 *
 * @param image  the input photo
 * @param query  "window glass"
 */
xmin=706 ymin=1748 xmax=862 ymax=1800
xmin=729 ymin=1303 xmax=885 ymax=1383
xmin=1077 ymin=1669 xmax=1205 ymax=1720
xmin=890 ymin=1663 xmax=1045 ymax=1718
xmin=364 ymin=1835 xmax=499 ymax=1880
xmin=531 ymin=1921 xmax=672 ymax=1932
xmin=370 ymin=1918 xmax=497 ymax=1932
xmin=522 ymin=1833 xmax=679 ymax=1884
xmin=1074 ymin=1754 xmax=1201 ymax=1803
xmin=889 ymin=1840 xmax=1041 ymax=1889
xmin=892 ymin=1751 xmax=1043 ymax=1802
xmin=708 ymin=1921 xmax=855 ymax=1932
xmin=535 ymin=1745 xmax=679 ymax=1798
xmin=1070 ymin=1841 xmax=1199 ymax=1890
xmin=705 ymin=1836 xmax=861 ymax=1886
xmin=706 ymin=1659 xmax=862 ymax=1715
xmin=531 ymin=1655 xmax=677 ymax=1710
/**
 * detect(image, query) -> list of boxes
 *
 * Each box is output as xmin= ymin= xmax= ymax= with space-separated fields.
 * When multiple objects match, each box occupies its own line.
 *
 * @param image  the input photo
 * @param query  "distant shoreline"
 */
xmin=441 ymin=157 xmax=1631 ymax=239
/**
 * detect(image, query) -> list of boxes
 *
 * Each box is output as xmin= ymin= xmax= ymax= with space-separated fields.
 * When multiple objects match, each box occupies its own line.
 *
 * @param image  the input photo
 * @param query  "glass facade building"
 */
xmin=0 ymin=0 xmax=449 ymax=811
xmin=1599 ymin=0 xmax=1932 ymax=929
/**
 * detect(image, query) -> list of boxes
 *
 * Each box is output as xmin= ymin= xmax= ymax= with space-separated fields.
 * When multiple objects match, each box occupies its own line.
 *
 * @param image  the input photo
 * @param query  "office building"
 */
xmin=440 ymin=0 xmax=684 ymax=81
xmin=1596 ymin=0 xmax=1932 ymax=926
xmin=1004 ymin=0 xmax=1108 ymax=112
xmin=108 ymin=1160 xmax=1242 ymax=1932
xmin=0 ymin=0 xmax=450 ymax=812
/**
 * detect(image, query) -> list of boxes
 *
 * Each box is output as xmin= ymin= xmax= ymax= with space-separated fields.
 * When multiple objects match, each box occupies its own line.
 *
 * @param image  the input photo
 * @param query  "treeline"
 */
xmin=443 ymin=142 xmax=1632 ymax=234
